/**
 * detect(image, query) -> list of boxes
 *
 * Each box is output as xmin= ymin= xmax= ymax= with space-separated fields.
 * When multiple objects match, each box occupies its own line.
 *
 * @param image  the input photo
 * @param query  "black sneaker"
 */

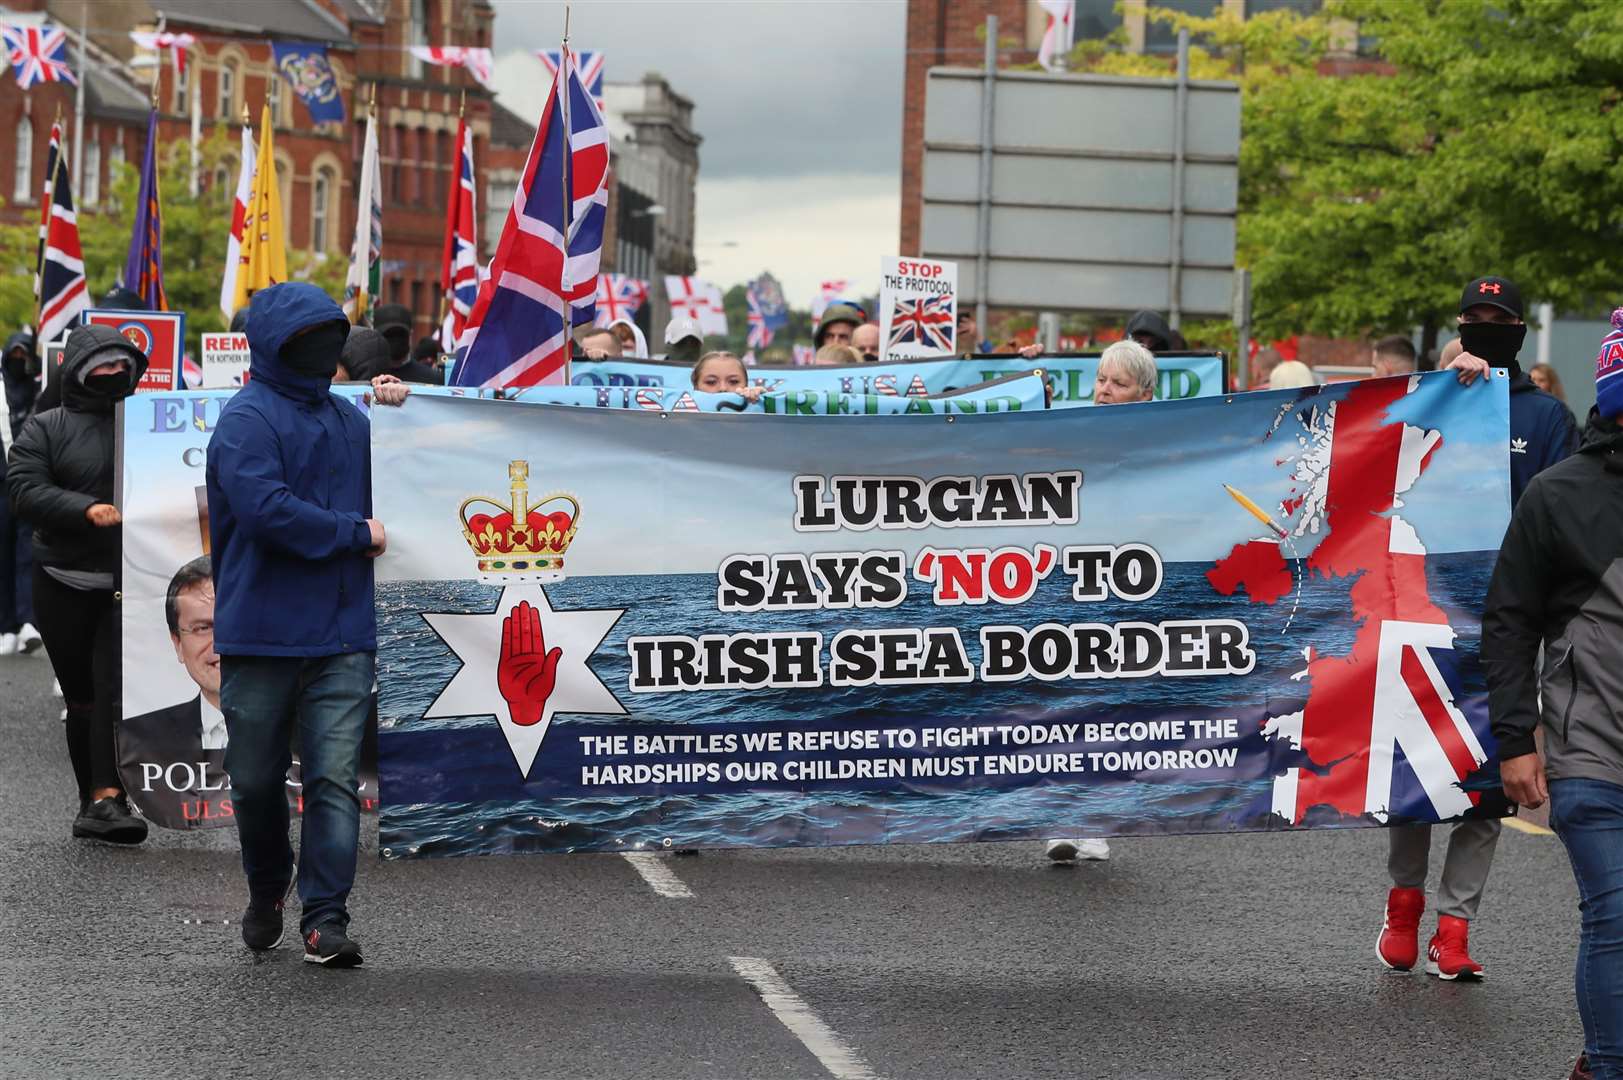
xmin=72 ymin=795 xmax=148 ymax=845
xmin=242 ymin=898 xmax=285 ymax=950
xmin=303 ymin=922 xmax=363 ymax=968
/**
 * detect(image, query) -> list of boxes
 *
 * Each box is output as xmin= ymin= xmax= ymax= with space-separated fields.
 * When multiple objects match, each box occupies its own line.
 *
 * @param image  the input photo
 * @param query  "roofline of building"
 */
xmin=149 ymin=1 xmax=354 ymax=46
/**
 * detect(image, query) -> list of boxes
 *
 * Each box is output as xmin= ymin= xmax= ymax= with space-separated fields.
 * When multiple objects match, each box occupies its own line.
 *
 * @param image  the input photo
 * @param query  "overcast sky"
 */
xmin=488 ymin=0 xmax=905 ymax=305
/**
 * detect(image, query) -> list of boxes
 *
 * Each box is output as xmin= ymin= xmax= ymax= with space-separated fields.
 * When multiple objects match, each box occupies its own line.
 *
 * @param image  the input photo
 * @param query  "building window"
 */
xmin=392 ymin=126 xmax=407 ymax=203
xmin=213 ymin=162 xmax=230 ymax=192
xmin=406 ymin=128 xmax=421 ymax=204
xmin=434 ymin=129 xmax=448 ymax=208
xmin=311 ymin=166 xmax=333 ymax=253
xmin=12 ymin=117 xmax=31 ymax=203
xmin=409 ymin=280 xmax=422 ymax=322
xmin=108 ymin=138 xmax=125 ymax=180
xmin=218 ymin=63 xmax=237 ymax=118
xmin=268 ymin=70 xmax=285 ymax=127
xmin=408 ymin=0 xmax=428 ymax=77
xmin=83 ymin=140 xmax=101 ymax=206
xmin=1145 ymin=0 xmax=1221 ymax=53
xmin=1076 ymin=0 xmax=1124 ymax=40
xmin=173 ymin=58 xmax=190 ymax=113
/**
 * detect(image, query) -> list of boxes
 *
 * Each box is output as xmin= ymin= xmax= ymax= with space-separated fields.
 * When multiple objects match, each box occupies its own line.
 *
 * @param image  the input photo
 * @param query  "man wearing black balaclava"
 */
xmin=1374 ymin=274 xmax=1580 ymax=985
xmin=206 ymin=282 xmax=385 ymax=969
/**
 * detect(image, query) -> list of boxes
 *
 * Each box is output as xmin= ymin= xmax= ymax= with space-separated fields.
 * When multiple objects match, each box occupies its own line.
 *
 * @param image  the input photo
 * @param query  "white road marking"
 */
xmin=620 ymin=852 xmax=695 ymax=898
xmin=729 ymin=956 xmax=880 ymax=1080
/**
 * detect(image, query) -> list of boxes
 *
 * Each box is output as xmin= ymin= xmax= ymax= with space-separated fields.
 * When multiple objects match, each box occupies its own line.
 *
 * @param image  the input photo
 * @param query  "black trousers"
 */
xmin=31 ymin=567 xmax=120 ymax=800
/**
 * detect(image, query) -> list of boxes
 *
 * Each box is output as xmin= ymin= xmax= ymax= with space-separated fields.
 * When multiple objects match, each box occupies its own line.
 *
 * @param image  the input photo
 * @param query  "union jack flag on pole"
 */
xmin=437 ymin=115 xmax=479 ymax=351
xmin=886 ymin=294 xmax=955 ymax=354
xmin=538 ymin=49 xmax=603 ymax=112
xmin=2 ymin=24 xmax=76 ymax=89
xmin=450 ymin=42 xmax=609 ymax=388
xmin=121 ymin=107 xmax=167 ymax=311
xmin=34 ymin=121 xmax=86 ymax=343
xmin=592 ymin=273 xmax=648 ymax=328
xmin=746 ymin=273 xmax=787 ymax=350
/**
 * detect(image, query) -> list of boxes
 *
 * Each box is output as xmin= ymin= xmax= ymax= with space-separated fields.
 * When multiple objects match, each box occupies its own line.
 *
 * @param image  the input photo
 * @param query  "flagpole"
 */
xmin=72 ymin=0 xmax=86 ymax=199
xmin=189 ymin=70 xmax=201 ymax=198
xmin=435 ymin=89 xmax=465 ymax=342
xmin=33 ymin=105 xmax=62 ymax=336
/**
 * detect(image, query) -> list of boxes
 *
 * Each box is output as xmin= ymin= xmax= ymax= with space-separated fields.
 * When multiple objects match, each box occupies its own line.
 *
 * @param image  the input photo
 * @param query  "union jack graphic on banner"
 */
xmin=34 ymin=124 xmax=86 ymax=343
xmin=450 ymin=43 xmax=608 ymax=388
xmin=592 ymin=273 xmax=648 ymax=327
xmin=438 ymin=117 xmax=479 ymax=352
xmin=887 ymin=294 xmax=955 ymax=353
xmin=1236 ymin=379 xmax=1493 ymax=825
xmin=2 ymin=24 xmax=76 ymax=89
xmin=538 ymin=49 xmax=603 ymax=112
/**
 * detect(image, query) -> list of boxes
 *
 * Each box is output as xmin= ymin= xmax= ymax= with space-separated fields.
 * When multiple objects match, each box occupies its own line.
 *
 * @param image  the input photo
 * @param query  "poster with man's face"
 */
xmin=118 ymin=389 xmax=378 ymax=829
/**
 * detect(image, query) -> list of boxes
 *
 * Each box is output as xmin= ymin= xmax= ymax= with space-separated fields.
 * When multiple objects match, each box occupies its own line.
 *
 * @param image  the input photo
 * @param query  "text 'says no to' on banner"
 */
xmin=371 ymin=372 xmax=1514 ymax=858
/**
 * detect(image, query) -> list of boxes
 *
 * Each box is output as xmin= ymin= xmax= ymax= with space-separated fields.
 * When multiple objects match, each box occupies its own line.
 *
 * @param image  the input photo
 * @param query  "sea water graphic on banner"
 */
xmin=119 ymin=388 xmax=379 ymax=828
xmin=371 ymin=372 xmax=1513 ymax=857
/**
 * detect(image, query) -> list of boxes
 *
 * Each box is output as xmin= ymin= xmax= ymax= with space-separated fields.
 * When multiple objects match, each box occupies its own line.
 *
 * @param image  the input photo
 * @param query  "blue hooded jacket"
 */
xmin=206 ymin=283 xmax=374 ymax=657
xmin=1507 ymin=369 xmax=1579 ymax=506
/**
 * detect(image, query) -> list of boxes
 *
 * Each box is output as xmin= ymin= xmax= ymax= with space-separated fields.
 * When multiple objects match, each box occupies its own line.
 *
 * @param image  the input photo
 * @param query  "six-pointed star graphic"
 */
xmin=423 ymin=584 xmax=625 ymax=778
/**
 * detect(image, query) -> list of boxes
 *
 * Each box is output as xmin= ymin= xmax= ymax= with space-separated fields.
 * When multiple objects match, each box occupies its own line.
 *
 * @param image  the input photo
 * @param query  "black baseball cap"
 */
xmin=1460 ymin=276 xmax=1523 ymax=319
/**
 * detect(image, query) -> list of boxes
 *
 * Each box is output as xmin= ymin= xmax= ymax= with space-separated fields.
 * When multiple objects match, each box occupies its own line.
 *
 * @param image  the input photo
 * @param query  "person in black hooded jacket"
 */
xmin=338 ymin=326 xmax=391 ymax=383
xmin=0 ymin=329 xmax=41 ymax=654
xmin=6 ymin=323 xmax=150 ymax=843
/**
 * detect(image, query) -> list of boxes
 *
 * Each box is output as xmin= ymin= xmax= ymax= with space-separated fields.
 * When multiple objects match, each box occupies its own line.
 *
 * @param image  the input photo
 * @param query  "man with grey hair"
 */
xmin=1046 ymin=339 xmax=1158 ymax=867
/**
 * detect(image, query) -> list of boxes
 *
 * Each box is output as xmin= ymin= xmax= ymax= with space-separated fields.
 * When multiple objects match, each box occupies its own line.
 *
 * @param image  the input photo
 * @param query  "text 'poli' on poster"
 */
xmin=879 ymin=257 xmax=956 ymax=362
xmin=370 ymin=372 xmax=1514 ymax=858
xmin=118 ymin=388 xmax=378 ymax=828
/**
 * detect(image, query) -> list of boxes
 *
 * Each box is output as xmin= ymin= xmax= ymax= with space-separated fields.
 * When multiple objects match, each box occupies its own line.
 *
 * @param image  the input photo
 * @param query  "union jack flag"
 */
xmin=34 ymin=124 xmax=86 ymax=344
xmin=2 ymin=24 xmax=76 ymax=89
xmin=538 ymin=49 xmax=603 ymax=112
xmin=887 ymin=294 xmax=955 ymax=353
xmin=438 ymin=117 xmax=479 ymax=351
xmin=593 ymin=273 xmax=648 ymax=327
xmin=450 ymin=43 xmax=608 ymax=388
xmin=746 ymin=274 xmax=787 ymax=350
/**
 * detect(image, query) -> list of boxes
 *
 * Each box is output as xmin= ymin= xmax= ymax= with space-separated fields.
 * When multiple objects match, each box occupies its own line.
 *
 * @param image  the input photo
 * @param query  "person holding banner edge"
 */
xmin=1045 ymin=338 xmax=1158 ymax=864
xmin=206 ymin=282 xmax=387 ymax=968
xmin=1377 ymin=276 xmax=1578 ymax=982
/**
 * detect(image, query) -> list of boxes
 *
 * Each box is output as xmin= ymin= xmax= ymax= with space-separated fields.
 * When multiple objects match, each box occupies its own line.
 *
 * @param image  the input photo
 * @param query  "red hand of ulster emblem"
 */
xmin=497 ymin=600 xmax=563 ymax=727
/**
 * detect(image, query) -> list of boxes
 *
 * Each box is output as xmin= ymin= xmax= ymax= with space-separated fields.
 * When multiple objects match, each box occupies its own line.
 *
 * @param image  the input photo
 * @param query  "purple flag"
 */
xmin=121 ymin=109 xmax=166 ymax=311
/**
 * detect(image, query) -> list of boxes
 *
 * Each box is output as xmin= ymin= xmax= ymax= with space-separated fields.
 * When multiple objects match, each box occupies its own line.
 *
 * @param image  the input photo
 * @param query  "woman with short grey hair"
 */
xmin=1094 ymin=339 xmax=1158 ymax=405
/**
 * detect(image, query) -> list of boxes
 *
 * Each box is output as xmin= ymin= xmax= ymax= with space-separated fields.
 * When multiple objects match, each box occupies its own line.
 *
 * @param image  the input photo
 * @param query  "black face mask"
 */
xmin=82 ymin=371 xmax=132 ymax=398
xmin=4 ymin=348 xmax=38 ymax=380
xmin=1458 ymin=320 xmax=1526 ymax=372
xmin=280 ymin=324 xmax=348 ymax=379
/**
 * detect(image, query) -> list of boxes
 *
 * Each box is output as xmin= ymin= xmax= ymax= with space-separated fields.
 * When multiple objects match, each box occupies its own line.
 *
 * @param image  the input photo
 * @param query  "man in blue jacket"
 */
xmin=1376 ymin=275 xmax=1579 ymax=981
xmin=206 ymin=283 xmax=385 ymax=968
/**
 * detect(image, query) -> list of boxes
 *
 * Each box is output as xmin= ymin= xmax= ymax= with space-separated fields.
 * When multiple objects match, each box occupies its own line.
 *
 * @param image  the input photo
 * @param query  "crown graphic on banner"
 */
xmin=458 ymin=460 xmax=580 ymax=583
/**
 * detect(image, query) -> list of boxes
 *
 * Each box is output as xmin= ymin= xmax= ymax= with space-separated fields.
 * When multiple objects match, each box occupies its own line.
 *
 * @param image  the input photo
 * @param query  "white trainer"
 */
xmin=1075 ymin=838 xmax=1111 ymax=861
xmin=0 ymin=633 xmax=16 ymax=656
xmin=1045 ymin=839 xmax=1078 ymax=862
xmin=15 ymin=623 xmax=40 ymax=653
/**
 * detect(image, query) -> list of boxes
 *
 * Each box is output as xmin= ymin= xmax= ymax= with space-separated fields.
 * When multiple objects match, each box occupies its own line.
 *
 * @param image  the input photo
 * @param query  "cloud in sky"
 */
xmin=488 ymin=0 xmax=907 ymax=304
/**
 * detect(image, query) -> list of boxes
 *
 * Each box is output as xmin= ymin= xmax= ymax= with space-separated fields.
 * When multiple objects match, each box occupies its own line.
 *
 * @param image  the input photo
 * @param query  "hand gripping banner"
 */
xmin=370 ymin=371 xmax=1515 ymax=857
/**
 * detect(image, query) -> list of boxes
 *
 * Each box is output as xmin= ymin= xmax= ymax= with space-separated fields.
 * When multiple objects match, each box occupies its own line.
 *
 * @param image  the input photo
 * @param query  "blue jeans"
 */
xmin=1550 ymin=778 xmax=1623 ymax=1080
xmin=222 ymin=652 xmax=374 ymax=935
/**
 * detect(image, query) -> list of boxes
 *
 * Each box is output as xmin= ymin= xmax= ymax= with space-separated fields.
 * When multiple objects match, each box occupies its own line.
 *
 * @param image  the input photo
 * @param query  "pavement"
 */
xmin=0 ymin=649 xmax=1589 ymax=1080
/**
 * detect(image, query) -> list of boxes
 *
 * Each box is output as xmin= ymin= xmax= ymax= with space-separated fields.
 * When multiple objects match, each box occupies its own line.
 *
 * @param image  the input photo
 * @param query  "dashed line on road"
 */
xmin=729 ymin=956 xmax=880 ymax=1080
xmin=1503 ymin=816 xmax=1554 ymax=836
xmin=620 ymin=852 xmax=695 ymax=898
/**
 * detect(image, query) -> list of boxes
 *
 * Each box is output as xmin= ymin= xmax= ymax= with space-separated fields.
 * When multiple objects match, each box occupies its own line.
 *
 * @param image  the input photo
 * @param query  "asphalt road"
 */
xmin=0 ymin=650 xmax=1588 ymax=1080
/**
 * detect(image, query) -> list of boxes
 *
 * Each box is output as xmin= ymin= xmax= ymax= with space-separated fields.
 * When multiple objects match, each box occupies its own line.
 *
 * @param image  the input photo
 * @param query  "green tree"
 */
xmin=1071 ymin=0 xmax=1623 ymax=350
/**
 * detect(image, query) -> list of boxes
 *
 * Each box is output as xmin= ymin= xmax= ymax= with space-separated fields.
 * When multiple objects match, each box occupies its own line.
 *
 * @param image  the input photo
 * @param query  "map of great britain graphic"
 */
xmin=1205 ymin=377 xmax=1489 ymax=825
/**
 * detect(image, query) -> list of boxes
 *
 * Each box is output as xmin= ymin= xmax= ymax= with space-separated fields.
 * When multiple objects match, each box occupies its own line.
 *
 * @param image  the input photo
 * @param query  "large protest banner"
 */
xmin=572 ymin=352 xmax=1224 ymax=407
xmin=372 ymin=371 xmax=1513 ymax=858
xmin=118 ymin=388 xmax=378 ymax=828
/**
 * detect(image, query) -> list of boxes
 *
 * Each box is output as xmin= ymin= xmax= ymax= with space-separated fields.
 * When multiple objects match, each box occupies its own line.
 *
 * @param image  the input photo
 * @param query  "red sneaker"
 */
xmin=1426 ymin=914 xmax=1485 ymax=981
xmin=1377 ymin=887 xmax=1425 ymax=971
